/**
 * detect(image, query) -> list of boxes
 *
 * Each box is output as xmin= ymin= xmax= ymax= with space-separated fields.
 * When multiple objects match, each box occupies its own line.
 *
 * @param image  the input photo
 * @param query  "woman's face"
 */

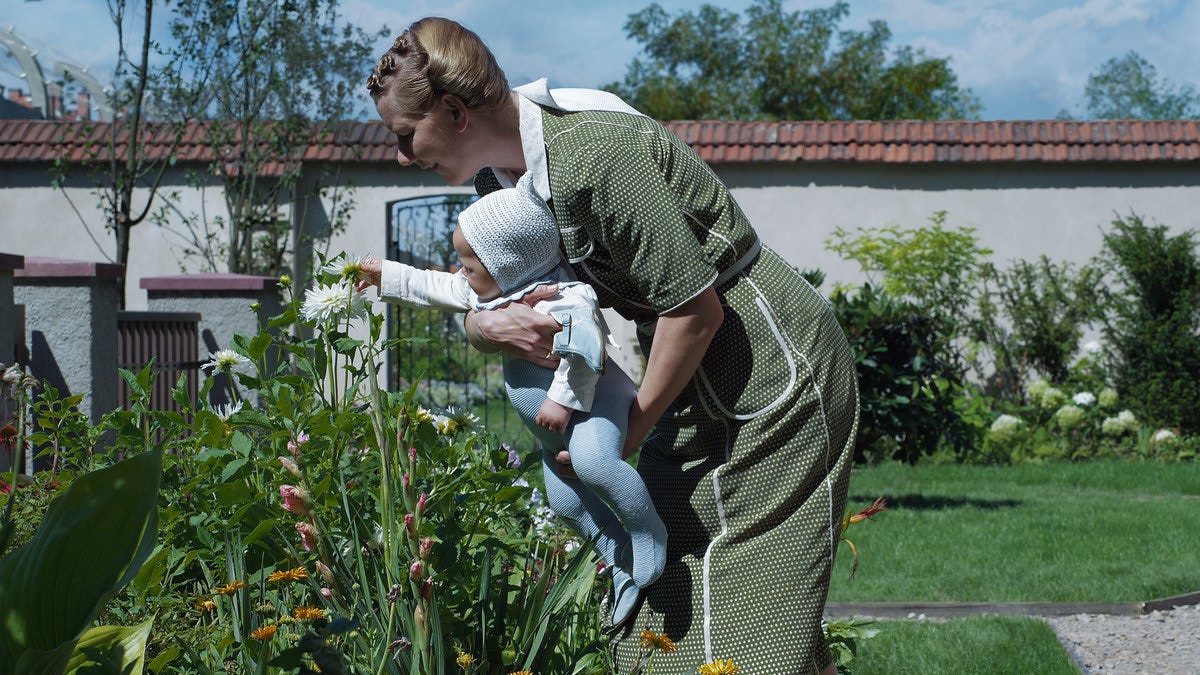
xmin=375 ymin=93 xmax=476 ymax=186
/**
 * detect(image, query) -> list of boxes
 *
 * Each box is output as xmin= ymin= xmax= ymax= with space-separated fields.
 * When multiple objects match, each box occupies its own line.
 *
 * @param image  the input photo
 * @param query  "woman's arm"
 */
xmin=623 ymin=286 xmax=723 ymax=457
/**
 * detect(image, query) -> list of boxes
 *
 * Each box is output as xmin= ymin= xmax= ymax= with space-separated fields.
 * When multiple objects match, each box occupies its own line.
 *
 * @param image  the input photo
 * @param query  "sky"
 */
xmin=3 ymin=0 xmax=1198 ymax=121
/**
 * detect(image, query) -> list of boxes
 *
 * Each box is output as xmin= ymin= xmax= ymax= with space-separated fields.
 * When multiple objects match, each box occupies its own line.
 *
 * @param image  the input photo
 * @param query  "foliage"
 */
xmin=155 ymin=0 xmax=386 ymax=278
xmin=1094 ymin=214 xmax=1200 ymax=434
xmin=1081 ymin=51 xmax=1199 ymax=120
xmin=825 ymin=213 xmax=994 ymax=462
xmin=829 ymin=283 xmax=974 ymax=463
xmin=0 ymin=365 xmax=161 ymax=675
xmin=606 ymin=0 xmax=980 ymax=121
xmin=973 ymin=256 xmax=1104 ymax=398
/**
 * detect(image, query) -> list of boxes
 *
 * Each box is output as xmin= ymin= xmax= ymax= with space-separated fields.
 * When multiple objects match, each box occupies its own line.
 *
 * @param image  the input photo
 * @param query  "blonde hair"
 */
xmin=366 ymin=17 xmax=509 ymax=116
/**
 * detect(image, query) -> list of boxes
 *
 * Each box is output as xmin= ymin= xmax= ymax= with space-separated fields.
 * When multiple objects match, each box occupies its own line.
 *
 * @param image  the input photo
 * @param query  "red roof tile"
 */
xmin=1 ymin=119 xmax=1198 ymax=167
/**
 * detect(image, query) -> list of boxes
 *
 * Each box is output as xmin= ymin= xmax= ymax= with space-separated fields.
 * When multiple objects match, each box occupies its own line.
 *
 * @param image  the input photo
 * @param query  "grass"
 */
xmin=846 ymin=616 xmax=1078 ymax=675
xmin=828 ymin=460 xmax=1200 ymax=602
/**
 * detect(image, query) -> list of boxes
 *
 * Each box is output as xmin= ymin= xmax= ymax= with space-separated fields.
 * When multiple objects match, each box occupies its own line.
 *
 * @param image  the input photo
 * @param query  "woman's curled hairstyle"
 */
xmin=366 ymin=17 xmax=509 ymax=116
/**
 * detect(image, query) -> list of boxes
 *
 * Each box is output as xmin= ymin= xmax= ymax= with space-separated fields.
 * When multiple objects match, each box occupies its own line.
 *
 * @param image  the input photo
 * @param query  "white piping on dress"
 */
xmin=772 ymin=274 xmax=840 ymax=562
xmin=695 ymin=280 xmax=797 ymax=420
xmin=694 ymin=381 xmax=732 ymax=664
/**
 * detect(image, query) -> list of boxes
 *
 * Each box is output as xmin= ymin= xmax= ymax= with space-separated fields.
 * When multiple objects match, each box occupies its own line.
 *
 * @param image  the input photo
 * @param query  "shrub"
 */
xmin=973 ymin=256 xmax=1104 ymax=399
xmin=830 ymin=283 xmax=975 ymax=463
xmin=1095 ymin=214 xmax=1200 ymax=433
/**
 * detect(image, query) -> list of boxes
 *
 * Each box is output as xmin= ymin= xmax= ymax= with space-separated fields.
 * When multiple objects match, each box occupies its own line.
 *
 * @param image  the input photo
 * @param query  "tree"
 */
xmin=1082 ymin=51 xmax=1199 ymax=119
xmin=51 ymin=0 xmax=193 ymax=308
xmin=157 ymin=0 xmax=385 ymax=279
xmin=604 ymin=0 xmax=980 ymax=121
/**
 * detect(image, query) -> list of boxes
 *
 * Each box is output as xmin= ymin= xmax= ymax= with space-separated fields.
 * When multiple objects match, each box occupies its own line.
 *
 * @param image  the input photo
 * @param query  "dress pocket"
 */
xmin=695 ymin=279 xmax=798 ymax=420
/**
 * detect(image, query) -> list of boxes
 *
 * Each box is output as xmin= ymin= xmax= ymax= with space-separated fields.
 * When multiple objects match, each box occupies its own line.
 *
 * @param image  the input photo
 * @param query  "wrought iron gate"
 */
xmin=385 ymin=194 xmax=532 ymax=445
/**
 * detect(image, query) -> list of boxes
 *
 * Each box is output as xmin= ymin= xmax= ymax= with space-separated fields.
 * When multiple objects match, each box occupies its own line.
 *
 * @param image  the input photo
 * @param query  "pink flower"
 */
xmin=403 ymin=473 xmax=410 ymax=489
xmin=320 ymin=587 xmax=332 ymax=599
xmin=278 ymin=456 xmax=301 ymax=477
xmin=279 ymin=485 xmax=309 ymax=515
xmin=409 ymin=559 xmax=424 ymax=582
xmin=416 ymin=492 xmax=427 ymax=516
xmin=296 ymin=522 xmax=319 ymax=552
xmin=404 ymin=513 xmax=416 ymax=539
xmin=287 ymin=431 xmax=310 ymax=458
xmin=408 ymin=447 xmax=417 ymax=462
xmin=419 ymin=536 xmax=433 ymax=559
xmin=422 ymin=578 xmax=433 ymax=600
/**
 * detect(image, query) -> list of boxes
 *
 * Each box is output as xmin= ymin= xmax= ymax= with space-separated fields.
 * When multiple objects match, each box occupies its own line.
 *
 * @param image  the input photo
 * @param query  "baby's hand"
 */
xmin=536 ymin=399 xmax=574 ymax=434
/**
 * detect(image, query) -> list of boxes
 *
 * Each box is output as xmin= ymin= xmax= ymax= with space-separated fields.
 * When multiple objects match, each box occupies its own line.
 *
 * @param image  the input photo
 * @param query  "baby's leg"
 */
xmin=564 ymin=364 xmax=667 ymax=588
xmin=504 ymin=359 xmax=630 ymax=570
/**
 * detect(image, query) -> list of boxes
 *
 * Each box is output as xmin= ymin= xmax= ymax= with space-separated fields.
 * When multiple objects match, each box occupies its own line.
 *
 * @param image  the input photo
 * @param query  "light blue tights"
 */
xmin=503 ymin=357 xmax=667 ymax=596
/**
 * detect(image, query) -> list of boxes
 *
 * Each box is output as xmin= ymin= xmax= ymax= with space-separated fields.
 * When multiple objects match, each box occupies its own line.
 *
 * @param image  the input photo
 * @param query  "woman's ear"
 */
xmin=441 ymin=93 xmax=469 ymax=132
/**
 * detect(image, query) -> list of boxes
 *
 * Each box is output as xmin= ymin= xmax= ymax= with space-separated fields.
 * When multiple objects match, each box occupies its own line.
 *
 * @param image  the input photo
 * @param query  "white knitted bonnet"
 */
xmin=458 ymin=173 xmax=560 ymax=295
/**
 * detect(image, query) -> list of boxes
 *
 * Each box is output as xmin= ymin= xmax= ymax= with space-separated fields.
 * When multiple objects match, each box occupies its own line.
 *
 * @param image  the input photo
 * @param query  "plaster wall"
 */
xmin=14 ymin=278 xmax=119 ymax=423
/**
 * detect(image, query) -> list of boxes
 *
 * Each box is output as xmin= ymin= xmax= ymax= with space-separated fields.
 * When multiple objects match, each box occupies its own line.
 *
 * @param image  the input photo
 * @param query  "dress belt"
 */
xmin=638 ymin=237 xmax=762 ymax=336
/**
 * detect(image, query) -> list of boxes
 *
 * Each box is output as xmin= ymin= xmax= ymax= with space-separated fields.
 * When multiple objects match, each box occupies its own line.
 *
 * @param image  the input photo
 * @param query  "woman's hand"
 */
xmin=465 ymin=284 xmax=562 ymax=366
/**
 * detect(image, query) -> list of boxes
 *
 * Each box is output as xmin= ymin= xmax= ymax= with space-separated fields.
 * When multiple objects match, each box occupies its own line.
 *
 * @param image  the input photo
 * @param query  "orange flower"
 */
xmin=638 ymin=629 xmax=678 ymax=653
xmin=195 ymin=599 xmax=217 ymax=612
xmin=250 ymin=624 xmax=278 ymax=640
xmin=213 ymin=580 xmax=248 ymax=595
xmin=698 ymin=659 xmax=739 ymax=674
xmin=293 ymin=605 xmax=325 ymax=620
xmin=268 ymin=567 xmax=309 ymax=583
xmin=508 ymin=671 xmax=533 ymax=675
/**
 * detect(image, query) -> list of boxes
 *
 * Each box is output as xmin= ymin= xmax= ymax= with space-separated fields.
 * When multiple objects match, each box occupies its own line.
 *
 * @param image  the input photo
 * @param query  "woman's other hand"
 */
xmin=465 ymin=284 xmax=562 ymax=367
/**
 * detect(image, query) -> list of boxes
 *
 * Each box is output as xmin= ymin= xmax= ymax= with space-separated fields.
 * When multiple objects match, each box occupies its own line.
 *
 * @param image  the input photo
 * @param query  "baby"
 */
xmin=363 ymin=173 xmax=666 ymax=627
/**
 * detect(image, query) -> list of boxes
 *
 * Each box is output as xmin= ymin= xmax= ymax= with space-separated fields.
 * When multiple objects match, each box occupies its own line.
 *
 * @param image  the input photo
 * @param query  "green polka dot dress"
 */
xmin=490 ymin=107 xmax=860 ymax=674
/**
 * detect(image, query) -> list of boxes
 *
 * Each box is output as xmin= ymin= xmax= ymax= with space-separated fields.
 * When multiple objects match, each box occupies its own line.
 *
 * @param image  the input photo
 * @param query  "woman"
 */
xmin=365 ymin=17 xmax=859 ymax=674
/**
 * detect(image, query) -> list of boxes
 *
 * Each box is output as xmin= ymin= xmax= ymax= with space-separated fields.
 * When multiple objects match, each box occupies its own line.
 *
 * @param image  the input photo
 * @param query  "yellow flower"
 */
xmin=250 ymin=624 xmax=278 ymax=640
xmin=293 ymin=606 xmax=325 ymax=620
xmin=508 ymin=671 xmax=533 ymax=675
xmin=268 ymin=567 xmax=309 ymax=583
xmin=213 ymin=580 xmax=248 ymax=595
xmin=456 ymin=652 xmax=474 ymax=670
xmin=195 ymin=599 xmax=217 ymax=612
xmin=639 ymin=629 xmax=678 ymax=653
xmin=698 ymin=659 xmax=740 ymax=674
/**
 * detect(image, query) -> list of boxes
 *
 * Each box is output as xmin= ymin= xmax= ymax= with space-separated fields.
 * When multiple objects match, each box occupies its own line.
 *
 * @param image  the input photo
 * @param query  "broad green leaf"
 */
xmin=64 ymin=618 xmax=154 ymax=674
xmin=0 ymin=449 xmax=162 ymax=675
xmin=248 ymin=332 xmax=273 ymax=361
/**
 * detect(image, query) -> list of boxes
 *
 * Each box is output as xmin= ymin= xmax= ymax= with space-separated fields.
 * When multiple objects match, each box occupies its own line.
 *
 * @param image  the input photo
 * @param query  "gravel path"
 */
xmin=1046 ymin=604 xmax=1200 ymax=674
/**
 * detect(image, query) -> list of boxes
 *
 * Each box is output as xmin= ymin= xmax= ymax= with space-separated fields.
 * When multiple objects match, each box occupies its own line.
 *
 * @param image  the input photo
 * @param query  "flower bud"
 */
xmin=315 ymin=560 xmax=335 ymax=585
xmin=409 ymin=447 xmax=417 ymax=462
xmin=419 ymin=536 xmax=433 ymax=559
xmin=414 ymin=606 xmax=426 ymax=637
xmin=279 ymin=485 xmax=309 ymax=515
xmin=320 ymin=587 xmax=332 ymax=599
xmin=409 ymin=559 xmax=424 ymax=582
xmin=296 ymin=522 xmax=320 ymax=552
xmin=404 ymin=513 xmax=416 ymax=539
xmin=422 ymin=577 xmax=433 ymax=601
xmin=278 ymin=456 xmax=301 ymax=477
xmin=416 ymin=492 xmax=427 ymax=516
xmin=279 ymin=274 xmax=292 ymax=287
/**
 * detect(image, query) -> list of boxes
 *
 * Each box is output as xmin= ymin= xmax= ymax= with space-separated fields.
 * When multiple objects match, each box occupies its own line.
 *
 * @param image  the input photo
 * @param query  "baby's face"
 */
xmin=452 ymin=225 xmax=501 ymax=300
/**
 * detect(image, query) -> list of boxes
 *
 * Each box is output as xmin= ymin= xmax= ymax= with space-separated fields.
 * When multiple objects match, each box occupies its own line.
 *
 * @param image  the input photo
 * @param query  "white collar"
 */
xmin=496 ymin=78 xmax=646 ymax=202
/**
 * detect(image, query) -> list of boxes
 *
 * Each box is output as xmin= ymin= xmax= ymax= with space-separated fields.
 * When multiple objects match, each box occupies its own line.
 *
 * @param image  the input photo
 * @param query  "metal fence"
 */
xmin=116 ymin=311 xmax=201 ymax=413
xmin=385 ymin=194 xmax=532 ymax=446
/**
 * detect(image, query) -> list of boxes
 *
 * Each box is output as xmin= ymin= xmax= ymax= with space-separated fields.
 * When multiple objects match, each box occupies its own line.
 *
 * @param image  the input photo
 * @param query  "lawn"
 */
xmin=828 ymin=460 xmax=1200 ymax=602
xmin=847 ymin=616 xmax=1079 ymax=675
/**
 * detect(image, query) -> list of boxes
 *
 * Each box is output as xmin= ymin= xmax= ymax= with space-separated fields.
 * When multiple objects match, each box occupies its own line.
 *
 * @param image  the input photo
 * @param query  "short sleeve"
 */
xmin=560 ymin=143 xmax=718 ymax=314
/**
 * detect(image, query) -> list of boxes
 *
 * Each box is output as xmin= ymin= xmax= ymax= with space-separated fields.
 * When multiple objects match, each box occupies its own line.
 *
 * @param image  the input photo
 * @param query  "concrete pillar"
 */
xmin=0 ymin=252 xmax=22 ymax=365
xmin=141 ymin=273 xmax=281 ymax=407
xmin=13 ymin=257 xmax=124 ymax=425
